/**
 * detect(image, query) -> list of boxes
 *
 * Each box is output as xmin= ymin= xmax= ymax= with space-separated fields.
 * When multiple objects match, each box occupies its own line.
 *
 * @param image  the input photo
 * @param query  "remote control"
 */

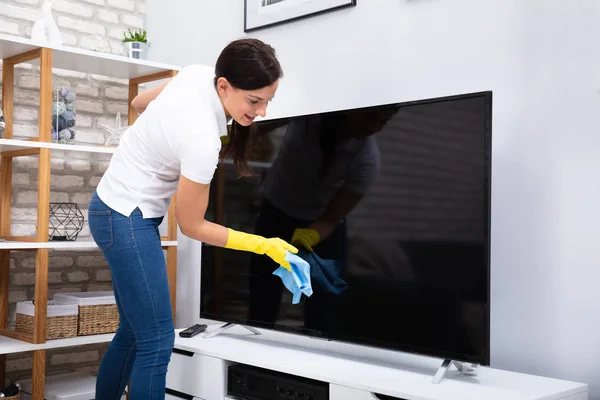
xmin=179 ymin=324 xmax=207 ymax=338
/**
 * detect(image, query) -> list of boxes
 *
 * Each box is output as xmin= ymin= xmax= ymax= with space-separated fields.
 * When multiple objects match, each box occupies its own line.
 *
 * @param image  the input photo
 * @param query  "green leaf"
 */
xmin=121 ymin=28 xmax=149 ymax=43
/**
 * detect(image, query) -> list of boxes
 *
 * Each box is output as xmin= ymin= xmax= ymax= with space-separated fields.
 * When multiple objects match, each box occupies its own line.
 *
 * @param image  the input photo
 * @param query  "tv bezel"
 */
xmin=200 ymin=90 xmax=492 ymax=366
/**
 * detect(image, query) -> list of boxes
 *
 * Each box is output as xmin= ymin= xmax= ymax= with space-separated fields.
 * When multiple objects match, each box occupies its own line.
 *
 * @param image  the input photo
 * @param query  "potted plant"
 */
xmin=122 ymin=28 xmax=150 ymax=59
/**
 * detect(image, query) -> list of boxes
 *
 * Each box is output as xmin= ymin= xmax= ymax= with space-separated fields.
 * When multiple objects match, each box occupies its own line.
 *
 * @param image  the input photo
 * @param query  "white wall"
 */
xmin=147 ymin=0 xmax=600 ymax=397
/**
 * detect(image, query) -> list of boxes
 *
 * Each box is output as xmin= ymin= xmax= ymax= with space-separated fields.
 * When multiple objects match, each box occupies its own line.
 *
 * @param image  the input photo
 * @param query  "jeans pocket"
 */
xmin=88 ymin=210 xmax=113 ymax=251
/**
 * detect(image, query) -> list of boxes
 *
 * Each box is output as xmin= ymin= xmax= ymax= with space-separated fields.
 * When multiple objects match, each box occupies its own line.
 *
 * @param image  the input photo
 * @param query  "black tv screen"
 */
xmin=200 ymin=91 xmax=492 ymax=365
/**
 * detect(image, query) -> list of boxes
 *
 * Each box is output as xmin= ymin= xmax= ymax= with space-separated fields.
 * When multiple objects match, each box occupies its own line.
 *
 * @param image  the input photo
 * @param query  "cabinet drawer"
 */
xmin=166 ymin=347 xmax=225 ymax=400
xmin=330 ymin=384 xmax=408 ymax=400
xmin=331 ymin=385 xmax=377 ymax=400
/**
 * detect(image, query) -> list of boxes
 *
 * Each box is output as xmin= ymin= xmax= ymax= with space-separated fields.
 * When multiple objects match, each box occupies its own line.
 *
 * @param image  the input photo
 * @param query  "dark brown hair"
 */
xmin=214 ymin=38 xmax=283 ymax=176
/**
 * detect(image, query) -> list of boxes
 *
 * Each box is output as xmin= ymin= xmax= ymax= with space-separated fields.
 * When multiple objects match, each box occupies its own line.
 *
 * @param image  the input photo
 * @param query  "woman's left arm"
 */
xmin=131 ymin=77 xmax=173 ymax=114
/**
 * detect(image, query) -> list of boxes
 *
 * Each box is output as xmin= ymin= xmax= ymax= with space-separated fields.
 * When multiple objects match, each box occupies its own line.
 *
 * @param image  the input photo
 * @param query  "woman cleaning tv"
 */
xmin=88 ymin=38 xmax=296 ymax=400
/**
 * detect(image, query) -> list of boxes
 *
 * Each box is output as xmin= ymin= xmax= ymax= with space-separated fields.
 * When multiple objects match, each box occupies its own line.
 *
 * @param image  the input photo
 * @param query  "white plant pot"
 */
xmin=122 ymin=41 xmax=149 ymax=59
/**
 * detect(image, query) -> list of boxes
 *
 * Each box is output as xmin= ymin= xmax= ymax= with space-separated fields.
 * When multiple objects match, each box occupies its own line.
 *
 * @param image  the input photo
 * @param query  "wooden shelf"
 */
xmin=0 ymin=332 xmax=114 ymax=355
xmin=0 ymin=33 xmax=179 ymax=80
xmin=0 ymin=240 xmax=177 ymax=250
xmin=0 ymin=33 xmax=181 ymax=399
xmin=0 ymin=138 xmax=117 ymax=154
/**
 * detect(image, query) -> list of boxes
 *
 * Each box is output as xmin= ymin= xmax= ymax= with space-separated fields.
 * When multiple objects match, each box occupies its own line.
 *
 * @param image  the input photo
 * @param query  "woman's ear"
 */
xmin=216 ymin=77 xmax=229 ymax=97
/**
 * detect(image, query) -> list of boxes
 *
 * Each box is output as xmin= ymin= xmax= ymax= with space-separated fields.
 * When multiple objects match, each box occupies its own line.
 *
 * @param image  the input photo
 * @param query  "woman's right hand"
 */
xmin=225 ymin=228 xmax=298 ymax=271
xmin=260 ymin=237 xmax=299 ymax=271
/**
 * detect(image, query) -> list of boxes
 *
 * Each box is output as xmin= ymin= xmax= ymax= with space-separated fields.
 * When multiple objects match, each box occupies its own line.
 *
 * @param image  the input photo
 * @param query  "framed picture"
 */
xmin=244 ymin=0 xmax=357 ymax=32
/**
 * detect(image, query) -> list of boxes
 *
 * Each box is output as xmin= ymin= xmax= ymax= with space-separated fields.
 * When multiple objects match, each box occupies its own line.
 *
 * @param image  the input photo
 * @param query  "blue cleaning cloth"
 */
xmin=272 ymin=250 xmax=349 ymax=304
xmin=298 ymin=250 xmax=348 ymax=295
xmin=272 ymin=251 xmax=313 ymax=304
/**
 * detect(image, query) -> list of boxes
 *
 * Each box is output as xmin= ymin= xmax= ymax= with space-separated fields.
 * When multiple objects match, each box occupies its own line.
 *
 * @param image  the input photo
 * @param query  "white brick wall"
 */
xmin=0 ymin=0 xmax=147 ymax=383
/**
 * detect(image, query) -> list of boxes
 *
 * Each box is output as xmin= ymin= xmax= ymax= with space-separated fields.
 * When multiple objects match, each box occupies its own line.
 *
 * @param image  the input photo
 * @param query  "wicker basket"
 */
xmin=15 ymin=301 xmax=78 ymax=340
xmin=53 ymin=292 xmax=119 ymax=336
xmin=1 ymin=382 xmax=21 ymax=399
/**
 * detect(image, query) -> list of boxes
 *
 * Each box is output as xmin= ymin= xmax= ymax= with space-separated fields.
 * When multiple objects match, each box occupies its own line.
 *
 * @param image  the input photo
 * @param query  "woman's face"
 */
xmin=217 ymin=78 xmax=279 ymax=126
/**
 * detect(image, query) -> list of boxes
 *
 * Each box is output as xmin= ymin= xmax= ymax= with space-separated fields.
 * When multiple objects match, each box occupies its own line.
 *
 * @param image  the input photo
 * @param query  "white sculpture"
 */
xmin=31 ymin=0 xmax=62 ymax=46
xmin=100 ymin=112 xmax=129 ymax=146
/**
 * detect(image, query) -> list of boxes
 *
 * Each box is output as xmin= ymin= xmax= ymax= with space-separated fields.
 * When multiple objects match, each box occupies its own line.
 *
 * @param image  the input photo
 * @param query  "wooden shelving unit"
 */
xmin=0 ymin=33 xmax=180 ymax=399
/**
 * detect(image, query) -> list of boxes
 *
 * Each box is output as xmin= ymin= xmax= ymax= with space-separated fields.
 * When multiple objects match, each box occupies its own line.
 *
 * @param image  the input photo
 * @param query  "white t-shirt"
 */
xmin=96 ymin=64 xmax=228 ymax=218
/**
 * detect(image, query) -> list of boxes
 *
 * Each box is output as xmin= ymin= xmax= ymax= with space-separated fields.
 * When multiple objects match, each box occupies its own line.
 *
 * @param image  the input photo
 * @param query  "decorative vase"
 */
xmin=31 ymin=0 xmax=62 ymax=46
xmin=51 ymin=86 xmax=76 ymax=144
xmin=122 ymin=41 xmax=149 ymax=59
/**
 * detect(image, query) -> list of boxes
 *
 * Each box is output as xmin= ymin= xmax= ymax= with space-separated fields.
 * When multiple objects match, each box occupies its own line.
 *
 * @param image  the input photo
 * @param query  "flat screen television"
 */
xmin=200 ymin=91 xmax=492 ymax=365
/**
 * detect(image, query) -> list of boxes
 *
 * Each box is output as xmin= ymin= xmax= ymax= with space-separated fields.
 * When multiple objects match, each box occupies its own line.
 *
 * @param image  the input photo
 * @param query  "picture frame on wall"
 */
xmin=244 ymin=0 xmax=357 ymax=32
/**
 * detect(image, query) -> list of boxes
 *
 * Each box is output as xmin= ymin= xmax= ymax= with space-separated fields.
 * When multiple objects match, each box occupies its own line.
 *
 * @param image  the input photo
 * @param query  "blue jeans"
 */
xmin=88 ymin=192 xmax=174 ymax=400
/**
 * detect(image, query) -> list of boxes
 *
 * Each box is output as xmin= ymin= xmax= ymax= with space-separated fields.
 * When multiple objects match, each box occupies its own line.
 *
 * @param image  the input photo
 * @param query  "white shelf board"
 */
xmin=0 ymin=240 xmax=177 ymax=250
xmin=0 ymin=33 xmax=179 ymax=80
xmin=0 ymin=138 xmax=117 ymax=154
xmin=0 ymin=332 xmax=114 ymax=355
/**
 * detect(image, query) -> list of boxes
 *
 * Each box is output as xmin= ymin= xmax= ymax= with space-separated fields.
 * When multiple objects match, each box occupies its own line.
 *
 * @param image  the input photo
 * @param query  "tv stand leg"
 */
xmin=203 ymin=322 xmax=261 ymax=338
xmin=432 ymin=359 xmax=478 ymax=384
xmin=245 ymin=325 xmax=261 ymax=335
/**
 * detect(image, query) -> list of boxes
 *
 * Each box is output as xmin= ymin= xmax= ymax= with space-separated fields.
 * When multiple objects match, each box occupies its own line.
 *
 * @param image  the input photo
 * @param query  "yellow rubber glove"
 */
xmin=225 ymin=228 xmax=298 ymax=271
xmin=291 ymin=228 xmax=320 ymax=252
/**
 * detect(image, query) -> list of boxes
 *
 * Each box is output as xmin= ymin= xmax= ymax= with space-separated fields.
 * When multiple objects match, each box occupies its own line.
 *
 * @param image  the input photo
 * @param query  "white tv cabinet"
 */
xmin=166 ymin=324 xmax=588 ymax=400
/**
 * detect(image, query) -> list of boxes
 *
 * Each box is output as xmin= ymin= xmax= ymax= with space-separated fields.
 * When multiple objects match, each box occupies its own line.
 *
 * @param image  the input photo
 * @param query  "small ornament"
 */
xmin=99 ymin=112 xmax=129 ymax=146
xmin=31 ymin=0 xmax=62 ymax=46
xmin=49 ymin=203 xmax=84 ymax=241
